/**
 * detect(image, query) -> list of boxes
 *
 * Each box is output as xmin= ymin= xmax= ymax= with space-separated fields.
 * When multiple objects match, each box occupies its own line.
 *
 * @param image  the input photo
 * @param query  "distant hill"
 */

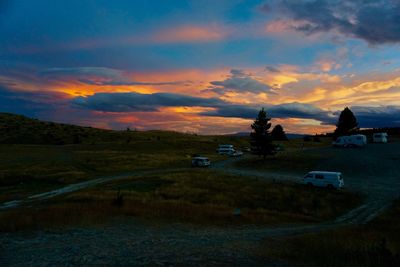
xmin=0 ymin=113 xmax=113 ymax=144
xmin=0 ymin=112 xmax=250 ymax=145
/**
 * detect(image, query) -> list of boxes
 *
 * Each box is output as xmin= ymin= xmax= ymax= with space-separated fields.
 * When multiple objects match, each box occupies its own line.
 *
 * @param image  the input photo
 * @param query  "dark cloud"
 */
xmin=201 ymin=102 xmax=400 ymax=128
xmin=3 ymin=83 xmax=399 ymax=129
xmin=265 ymin=65 xmax=280 ymax=73
xmin=201 ymin=102 xmax=334 ymax=123
xmin=207 ymin=69 xmax=274 ymax=95
xmin=0 ymin=86 xmax=69 ymax=117
xmin=72 ymin=92 xmax=338 ymax=124
xmin=72 ymin=92 xmax=226 ymax=112
xmin=77 ymin=79 xmax=182 ymax=86
xmin=273 ymin=0 xmax=400 ymax=44
xmin=349 ymin=106 xmax=400 ymax=128
xmin=269 ymin=102 xmax=333 ymax=122
xmin=41 ymin=67 xmax=184 ymax=86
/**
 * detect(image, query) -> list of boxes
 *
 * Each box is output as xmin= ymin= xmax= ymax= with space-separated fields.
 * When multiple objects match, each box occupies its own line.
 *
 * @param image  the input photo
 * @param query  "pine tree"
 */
xmin=271 ymin=124 xmax=288 ymax=141
xmin=250 ymin=108 xmax=276 ymax=158
xmin=334 ymin=107 xmax=359 ymax=138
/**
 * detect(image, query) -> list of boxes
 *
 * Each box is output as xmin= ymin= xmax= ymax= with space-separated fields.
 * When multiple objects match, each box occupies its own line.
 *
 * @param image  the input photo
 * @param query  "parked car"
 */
xmin=216 ymin=144 xmax=235 ymax=155
xmin=228 ymin=150 xmax=243 ymax=157
xmin=373 ymin=132 xmax=388 ymax=143
xmin=302 ymin=171 xmax=344 ymax=189
xmin=332 ymin=134 xmax=367 ymax=147
xmin=191 ymin=156 xmax=211 ymax=167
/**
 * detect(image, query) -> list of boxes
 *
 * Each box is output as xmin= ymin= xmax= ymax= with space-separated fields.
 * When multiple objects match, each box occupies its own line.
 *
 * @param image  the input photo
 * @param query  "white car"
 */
xmin=216 ymin=144 xmax=235 ymax=155
xmin=302 ymin=171 xmax=344 ymax=189
xmin=191 ymin=157 xmax=211 ymax=167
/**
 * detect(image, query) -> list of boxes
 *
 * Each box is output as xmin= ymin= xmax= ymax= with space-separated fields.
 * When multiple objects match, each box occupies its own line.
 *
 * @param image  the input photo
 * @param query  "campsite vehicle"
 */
xmin=191 ymin=157 xmax=211 ymax=167
xmin=303 ymin=171 xmax=344 ymax=189
xmin=228 ymin=150 xmax=243 ymax=157
xmin=373 ymin=132 xmax=388 ymax=143
xmin=332 ymin=134 xmax=367 ymax=147
xmin=216 ymin=144 xmax=235 ymax=155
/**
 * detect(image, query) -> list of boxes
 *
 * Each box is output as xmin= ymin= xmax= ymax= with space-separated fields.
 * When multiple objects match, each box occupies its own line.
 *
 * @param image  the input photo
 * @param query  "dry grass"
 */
xmin=234 ymin=149 xmax=333 ymax=173
xmin=256 ymin=199 xmax=400 ymax=267
xmin=0 ymin=133 xmax=246 ymax=202
xmin=0 ymin=170 xmax=362 ymax=232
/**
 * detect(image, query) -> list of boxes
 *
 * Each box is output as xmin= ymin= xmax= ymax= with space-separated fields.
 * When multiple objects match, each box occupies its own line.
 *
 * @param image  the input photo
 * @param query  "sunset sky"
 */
xmin=1 ymin=0 xmax=400 ymax=134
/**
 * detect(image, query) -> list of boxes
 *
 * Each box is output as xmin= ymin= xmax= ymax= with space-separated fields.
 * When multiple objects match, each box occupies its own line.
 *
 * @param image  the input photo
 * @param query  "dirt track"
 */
xmin=1 ymin=142 xmax=399 ymax=266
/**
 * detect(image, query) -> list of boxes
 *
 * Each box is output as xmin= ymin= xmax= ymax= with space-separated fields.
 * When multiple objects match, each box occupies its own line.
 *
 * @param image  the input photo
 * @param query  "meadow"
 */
xmin=0 ymin=169 xmax=361 ymax=232
xmin=0 ymin=113 xmax=361 ymax=232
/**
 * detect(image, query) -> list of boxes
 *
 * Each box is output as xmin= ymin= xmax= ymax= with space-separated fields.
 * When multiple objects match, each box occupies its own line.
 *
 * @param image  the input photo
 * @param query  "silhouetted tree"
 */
xmin=250 ymin=108 xmax=276 ymax=159
xmin=271 ymin=124 xmax=288 ymax=141
xmin=334 ymin=107 xmax=359 ymax=138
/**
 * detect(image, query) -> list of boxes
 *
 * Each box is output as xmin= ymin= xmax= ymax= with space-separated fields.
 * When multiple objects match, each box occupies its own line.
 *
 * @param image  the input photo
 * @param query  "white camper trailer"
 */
xmin=332 ymin=134 xmax=367 ymax=147
xmin=373 ymin=132 xmax=388 ymax=143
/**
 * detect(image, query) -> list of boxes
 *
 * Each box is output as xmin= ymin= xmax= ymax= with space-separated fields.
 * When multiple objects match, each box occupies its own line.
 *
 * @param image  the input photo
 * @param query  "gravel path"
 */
xmin=1 ymin=143 xmax=399 ymax=266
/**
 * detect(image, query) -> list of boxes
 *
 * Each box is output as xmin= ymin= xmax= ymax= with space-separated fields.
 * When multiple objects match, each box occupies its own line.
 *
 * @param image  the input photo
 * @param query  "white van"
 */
xmin=216 ymin=144 xmax=235 ymax=155
xmin=303 ymin=171 xmax=344 ymax=189
xmin=373 ymin=132 xmax=388 ymax=143
xmin=332 ymin=134 xmax=367 ymax=147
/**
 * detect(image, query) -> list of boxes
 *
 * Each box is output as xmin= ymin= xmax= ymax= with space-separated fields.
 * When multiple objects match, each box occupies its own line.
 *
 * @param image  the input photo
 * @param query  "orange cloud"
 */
xmin=151 ymin=25 xmax=228 ymax=43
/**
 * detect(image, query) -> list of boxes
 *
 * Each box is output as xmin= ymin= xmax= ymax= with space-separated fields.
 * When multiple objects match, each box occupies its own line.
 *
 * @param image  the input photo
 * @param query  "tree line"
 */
xmin=249 ymin=106 xmax=363 ymax=158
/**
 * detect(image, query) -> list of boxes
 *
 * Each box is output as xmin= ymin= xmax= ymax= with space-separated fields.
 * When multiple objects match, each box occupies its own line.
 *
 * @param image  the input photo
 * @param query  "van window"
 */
xmin=315 ymin=174 xmax=324 ymax=179
xmin=338 ymin=175 xmax=342 ymax=180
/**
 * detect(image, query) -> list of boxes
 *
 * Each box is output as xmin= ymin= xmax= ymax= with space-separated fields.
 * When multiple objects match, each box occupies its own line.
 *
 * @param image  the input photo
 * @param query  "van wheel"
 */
xmin=327 ymin=184 xmax=334 ymax=189
xmin=307 ymin=182 xmax=313 ymax=187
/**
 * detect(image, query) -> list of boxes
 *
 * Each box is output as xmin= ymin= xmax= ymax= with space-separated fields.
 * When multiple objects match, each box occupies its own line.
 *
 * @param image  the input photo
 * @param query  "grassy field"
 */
xmin=257 ymin=199 xmax=400 ymax=267
xmin=234 ymin=138 xmax=333 ymax=173
xmin=0 ymin=169 xmax=361 ymax=232
xmin=0 ymin=113 xmax=362 ymax=233
xmin=0 ymin=133 xmax=249 ymax=203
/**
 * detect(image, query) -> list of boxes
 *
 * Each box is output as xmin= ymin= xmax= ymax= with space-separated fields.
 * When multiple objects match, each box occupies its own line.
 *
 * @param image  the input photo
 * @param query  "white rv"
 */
xmin=216 ymin=144 xmax=235 ymax=155
xmin=303 ymin=171 xmax=344 ymax=189
xmin=332 ymin=134 xmax=367 ymax=147
xmin=373 ymin=132 xmax=388 ymax=143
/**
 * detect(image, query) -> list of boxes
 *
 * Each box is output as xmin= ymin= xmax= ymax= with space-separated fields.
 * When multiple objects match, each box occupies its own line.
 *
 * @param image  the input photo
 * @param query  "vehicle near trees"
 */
xmin=373 ymin=132 xmax=388 ymax=143
xmin=332 ymin=134 xmax=367 ymax=147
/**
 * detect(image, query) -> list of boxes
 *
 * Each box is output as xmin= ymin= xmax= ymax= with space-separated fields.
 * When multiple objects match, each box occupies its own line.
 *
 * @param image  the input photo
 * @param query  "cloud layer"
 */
xmin=207 ymin=69 xmax=274 ymax=95
xmin=72 ymin=92 xmax=226 ymax=112
xmin=273 ymin=0 xmax=400 ymax=44
xmin=41 ymin=67 xmax=184 ymax=86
